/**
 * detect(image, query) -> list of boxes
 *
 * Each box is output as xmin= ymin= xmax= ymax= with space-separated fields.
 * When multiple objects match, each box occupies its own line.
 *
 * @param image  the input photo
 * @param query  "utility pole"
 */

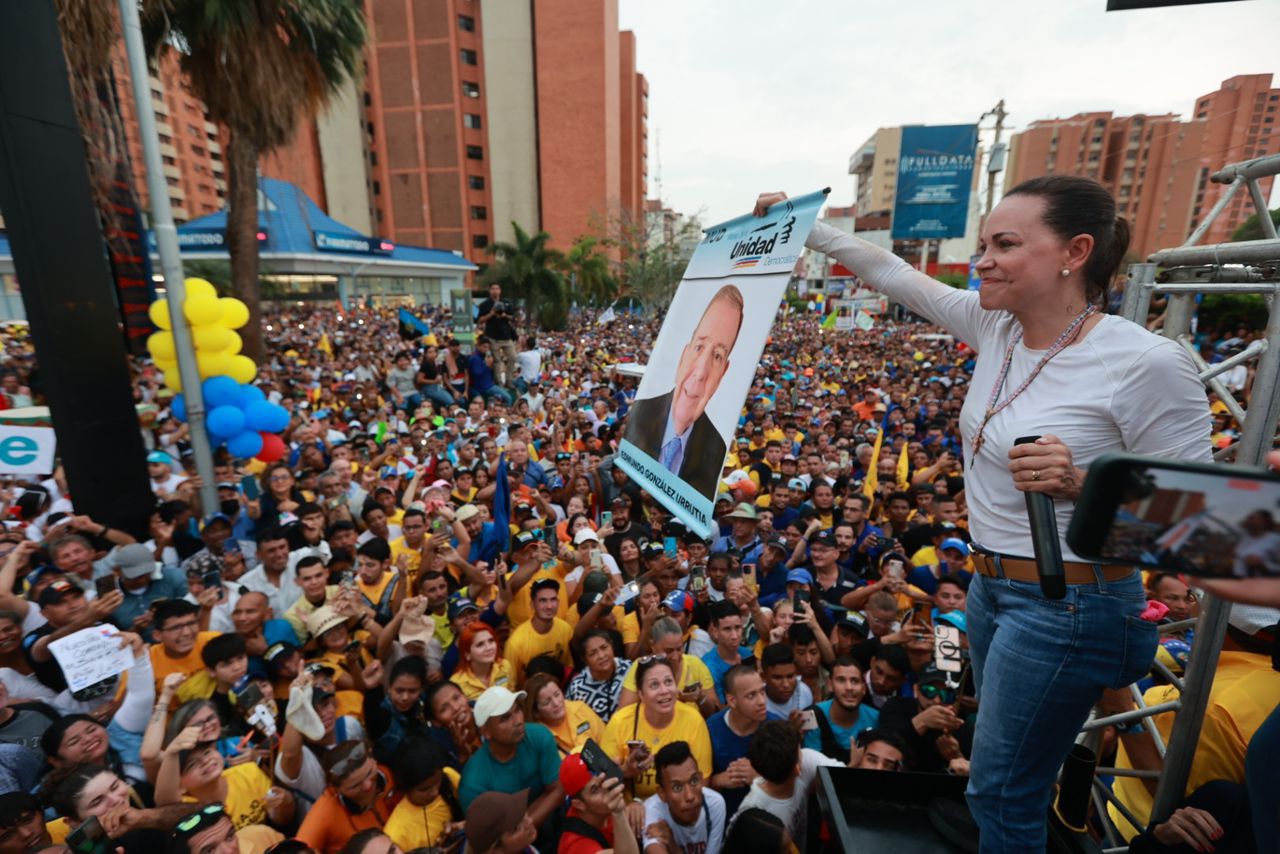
xmin=981 ymin=99 xmax=1008 ymax=226
xmin=118 ymin=0 xmax=218 ymax=516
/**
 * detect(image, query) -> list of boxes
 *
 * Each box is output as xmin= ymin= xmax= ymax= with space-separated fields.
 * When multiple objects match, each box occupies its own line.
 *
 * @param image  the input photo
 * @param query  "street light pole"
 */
xmin=981 ymin=99 xmax=1008 ymax=227
xmin=117 ymin=0 xmax=218 ymax=516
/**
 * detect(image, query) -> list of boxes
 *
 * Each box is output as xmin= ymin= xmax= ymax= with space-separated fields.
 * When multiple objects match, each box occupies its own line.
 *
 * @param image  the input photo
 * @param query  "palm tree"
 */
xmin=484 ymin=223 xmax=569 ymax=330
xmin=561 ymin=236 xmax=617 ymax=307
xmin=140 ymin=0 xmax=366 ymax=360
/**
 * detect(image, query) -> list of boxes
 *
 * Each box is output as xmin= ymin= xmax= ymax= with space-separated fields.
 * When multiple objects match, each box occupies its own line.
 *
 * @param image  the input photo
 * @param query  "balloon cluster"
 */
xmin=147 ymin=278 xmax=290 ymax=462
xmin=147 ymin=279 xmax=255 ymax=389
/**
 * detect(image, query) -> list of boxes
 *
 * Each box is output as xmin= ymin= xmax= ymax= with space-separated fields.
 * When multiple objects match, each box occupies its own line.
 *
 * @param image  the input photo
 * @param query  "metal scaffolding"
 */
xmin=1093 ymin=151 xmax=1280 ymax=852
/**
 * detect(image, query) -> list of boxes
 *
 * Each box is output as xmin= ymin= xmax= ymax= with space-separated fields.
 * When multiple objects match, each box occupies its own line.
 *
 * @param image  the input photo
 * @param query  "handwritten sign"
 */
xmin=47 ymin=625 xmax=133 ymax=693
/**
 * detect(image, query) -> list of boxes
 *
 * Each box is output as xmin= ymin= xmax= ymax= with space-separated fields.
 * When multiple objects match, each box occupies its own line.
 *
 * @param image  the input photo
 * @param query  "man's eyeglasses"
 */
xmin=174 ymin=804 xmax=225 ymax=836
xmin=919 ymin=684 xmax=957 ymax=704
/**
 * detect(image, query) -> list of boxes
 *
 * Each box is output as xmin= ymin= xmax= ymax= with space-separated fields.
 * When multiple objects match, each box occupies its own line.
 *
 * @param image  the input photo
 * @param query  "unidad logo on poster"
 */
xmin=617 ymin=190 xmax=828 ymax=538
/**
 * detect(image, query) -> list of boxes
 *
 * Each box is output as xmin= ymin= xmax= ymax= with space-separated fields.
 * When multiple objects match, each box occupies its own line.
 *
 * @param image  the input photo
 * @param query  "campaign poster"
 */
xmin=891 ymin=124 xmax=978 ymax=240
xmin=618 ymin=190 xmax=828 ymax=539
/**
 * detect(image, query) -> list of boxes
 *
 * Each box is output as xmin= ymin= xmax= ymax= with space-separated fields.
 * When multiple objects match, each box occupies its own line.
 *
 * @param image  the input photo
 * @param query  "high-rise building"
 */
xmin=1005 ymin=74 xmax=1278 ymax=258
xmin=849 ymin=126 xmax=902 ymax=218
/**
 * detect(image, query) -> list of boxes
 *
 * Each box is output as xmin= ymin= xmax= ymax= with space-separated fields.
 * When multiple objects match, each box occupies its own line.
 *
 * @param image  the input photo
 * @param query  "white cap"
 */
xmin=573 ymin=528 xmax=600 ymax=545
xmin=474 ymin=686 xmax=527 ymax=727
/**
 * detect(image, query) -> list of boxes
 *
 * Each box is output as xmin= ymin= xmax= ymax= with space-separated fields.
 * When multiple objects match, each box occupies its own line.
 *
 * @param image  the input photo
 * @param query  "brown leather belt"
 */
xmin=972 ymin=552 xmax=1135 ymax=585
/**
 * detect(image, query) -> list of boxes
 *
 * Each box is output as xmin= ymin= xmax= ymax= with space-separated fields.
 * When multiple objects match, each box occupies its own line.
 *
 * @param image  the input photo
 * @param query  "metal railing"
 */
xmin=1090 ymin=151 xmax=1280 ymax=852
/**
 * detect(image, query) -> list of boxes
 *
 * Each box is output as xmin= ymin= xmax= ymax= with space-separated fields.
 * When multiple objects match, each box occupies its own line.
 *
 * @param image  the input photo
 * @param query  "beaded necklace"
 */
xmin=969 ymin=305 xmax=1097 ymax=466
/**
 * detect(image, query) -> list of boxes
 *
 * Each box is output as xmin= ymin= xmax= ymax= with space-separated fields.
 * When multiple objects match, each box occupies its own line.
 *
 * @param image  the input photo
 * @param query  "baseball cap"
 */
xmin=202 ymin=512 xmax=233 ymax=530
xmin=936 ymin=610 xmax=968 ymax=633
xmin=786 ymin=568 xmax=814 ymax=586
xmin=559 ymin=753 xmax=593 ymax=797
xmin=37 ymin=579 xmax=82 ymax=607
xmin=918 ymin=664 xmax=949 ymax=687
xmin=577 ymin=591 xmax=605 ymax=616
xmin=837 ymin=610 xmax=870 ymax=636
xmin=788 ymin=477 xmax=808 ymax=491
xmin=662 ymin=590 xmax=694 ymax=613
xmin=581 ymin=571 xmax=611 ymax=596
xmin=447 ymin=597 xmax=481 ymax=621
xmin=303 ymin=662 xmax=336 ymax=678
xmin=810 ymin=530 xmax=838 ymax=549
xmin=573 ymin=528 xmax=600 ymax=545
xmin=940 ymin=537 xmax=971 ymax=556
xmin=610 ymin=494 xmax=632 ymax=507
xmin=474 ymin=686 xmax=528 ymax=727
xmin=641 ymin=541 xmax=665 ymax=559
xmin=111 ymin=543 xmax=158 ymax=580
xmin=146 ymin=451 xmax=175 ymax=466
xmin=764 ymin=535 xmax=789 ymax=554
xmin=513 ymin=530 xmax=540 ymax=551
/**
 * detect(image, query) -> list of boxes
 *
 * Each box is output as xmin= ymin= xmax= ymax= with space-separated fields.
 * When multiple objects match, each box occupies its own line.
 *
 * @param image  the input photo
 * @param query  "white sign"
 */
xmin=48 ymin=625 xmax=134 ymax=693
xmin=0 ymin=426 xmax=56 ymax=475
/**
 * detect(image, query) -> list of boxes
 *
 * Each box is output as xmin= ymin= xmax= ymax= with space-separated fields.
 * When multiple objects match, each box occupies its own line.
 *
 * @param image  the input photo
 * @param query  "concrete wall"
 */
xmin=480 ymin=0 xmax=540 ymax=245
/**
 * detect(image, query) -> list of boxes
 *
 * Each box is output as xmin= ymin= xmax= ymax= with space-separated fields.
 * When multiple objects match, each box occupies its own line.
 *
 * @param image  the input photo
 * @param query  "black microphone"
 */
xmin=1014 ymin=435 xmax=1066 ymax=599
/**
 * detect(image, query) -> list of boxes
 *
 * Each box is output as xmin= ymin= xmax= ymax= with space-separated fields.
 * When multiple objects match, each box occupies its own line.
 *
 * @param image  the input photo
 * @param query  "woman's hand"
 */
xmin=1152 ymin=806 xmax=1222 ymax=852
xmin=1007 ymin=434 xmax=1086 ymax=501
xmin=754 ymin=193 xmax=789 ymax=216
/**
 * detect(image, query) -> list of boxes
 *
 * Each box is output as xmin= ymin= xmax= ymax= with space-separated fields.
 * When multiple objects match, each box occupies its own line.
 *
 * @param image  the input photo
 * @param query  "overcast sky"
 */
xmin=618 ymin=0 xmax=1280 ymax=227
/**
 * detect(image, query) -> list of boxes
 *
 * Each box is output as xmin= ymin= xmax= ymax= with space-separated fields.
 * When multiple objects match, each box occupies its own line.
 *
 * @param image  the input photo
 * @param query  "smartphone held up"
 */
xmin=1069 ymin=453 xmax=1280 ymax=578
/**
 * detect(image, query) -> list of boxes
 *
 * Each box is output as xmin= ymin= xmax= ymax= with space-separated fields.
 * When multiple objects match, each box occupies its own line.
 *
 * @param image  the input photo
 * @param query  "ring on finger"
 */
xmin=1031 ymin=469 xmax=1041 ymax=481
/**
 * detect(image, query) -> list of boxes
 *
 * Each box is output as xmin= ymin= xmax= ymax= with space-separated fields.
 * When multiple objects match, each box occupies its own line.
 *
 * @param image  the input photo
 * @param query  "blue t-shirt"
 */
xmin=468 ymin=352 xmax=496 ymax=393
xmin=907 ymin=565 xmax=973 ymax=595
xmin=459 ymin=722 xmax=559 ymax=811
xmin=802 ymin=699 xmax=880 ymax=755
xmin=706 ymin=709 xmax=783 ymax=816
xmin=247 ymin=619 xmax=301 ymax=671
xmin=701 ymin=646 xmax=753 ymax=703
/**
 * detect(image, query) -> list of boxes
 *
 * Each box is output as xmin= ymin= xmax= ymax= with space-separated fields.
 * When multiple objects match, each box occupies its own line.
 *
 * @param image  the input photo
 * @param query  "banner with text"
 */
xmin=891 ymin=124 xmax=978 ymax=240
xmin=0 ymin=425 xmax=56 ymax=475
xmin=618 ymin=190 xmax=828 ymax=539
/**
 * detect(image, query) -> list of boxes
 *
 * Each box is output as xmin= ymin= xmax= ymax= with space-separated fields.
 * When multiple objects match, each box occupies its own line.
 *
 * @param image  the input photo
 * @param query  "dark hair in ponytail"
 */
xmin=1005 ymin=175 xmax=1130 ymax=307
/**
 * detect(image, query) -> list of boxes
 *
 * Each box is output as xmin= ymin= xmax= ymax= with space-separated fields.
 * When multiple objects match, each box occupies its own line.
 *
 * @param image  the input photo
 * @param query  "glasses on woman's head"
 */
xmin=327 ymin=741 xmax=371 ymax=780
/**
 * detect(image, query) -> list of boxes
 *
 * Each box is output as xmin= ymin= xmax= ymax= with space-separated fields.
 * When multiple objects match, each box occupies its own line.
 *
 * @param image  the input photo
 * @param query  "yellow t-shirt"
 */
xmin=151 ymin=631 xmax=221 ymax=696
xmin=181 ymin=763 xmax=271 ymax=830
xmin=910 ymin=545 xmax=939 ymax=567
xmin=621 ymin=612 xmax=643 ymax=646
xmin=1110 ymin=650 xmax=1280 ymax=840
xmin=602 ymin=702 xmax=712 ymax=798
xmin=357 ymin=571 xmax=399 ymax=612
xmin=621 ymin=654 xmax=714 ymax=698
xmin=388 ymin=537 xmax=424 ymax=583
xmin=543 ymin=700 xmax=606 ymax=756
xmin=383 ymin=768 xmax=462 ymax=851
xmin=283 ymin=585 xmax=340 ymax=641
xmin=505 ymin=563 xmax=572 ymax=626
xmin=506 ymin=618 xmax=573 ymax=685
xmin=449 ymin=659 xmax=515 ymax=701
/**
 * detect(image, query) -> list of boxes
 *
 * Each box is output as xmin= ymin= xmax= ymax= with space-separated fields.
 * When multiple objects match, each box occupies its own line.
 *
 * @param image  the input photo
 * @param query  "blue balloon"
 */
xmin=203 ymin=376 xmax=241 ymax=409
xmin=245 ymin=400 xmax=289 ymax=433
xmin=171 ymin=393 xmax=187 ymax=423
xmin=226 ymin=430 xmax=264 ymax=459
xmin=207 ymin=405 xmax=247 ymax=438
xmin=239 ymin=384 xmax=266 ymax=408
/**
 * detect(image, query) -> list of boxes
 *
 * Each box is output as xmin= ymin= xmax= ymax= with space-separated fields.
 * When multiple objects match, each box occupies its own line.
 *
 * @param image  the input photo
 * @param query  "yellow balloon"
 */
xmin=148 ymin=300 xmax=172 ymax=330
xmin=193 ymin=324 xmax=234 ymax=353
xmin=913 ymin=351 xmax=925 ymax=361
xmin=148 ymin=331 xmax=176 ymax=362
xmin=185 ymin=294 xmax=224 ymax=326
xmin=224 ymin=331 xmax=243 ymax=355
xmin=228 ymin=354 xmax=257 ymax=384
xmin=219 ymin=297 xmax=250 ymax=330
xmin=196 ymin=350 xmax=233 ymax=380
xmin=184 ymin=278 xmax=217 ymax=301
xmin=154 ymin=358 xmax=177 ymax=376
xmin=163 ymin=370 xmax=182 ymax=392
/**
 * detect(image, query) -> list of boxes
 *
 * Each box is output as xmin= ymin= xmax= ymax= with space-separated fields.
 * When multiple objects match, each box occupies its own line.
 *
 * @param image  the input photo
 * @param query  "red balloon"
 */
xmin=255 ymin=432 xmax=286 ymax=463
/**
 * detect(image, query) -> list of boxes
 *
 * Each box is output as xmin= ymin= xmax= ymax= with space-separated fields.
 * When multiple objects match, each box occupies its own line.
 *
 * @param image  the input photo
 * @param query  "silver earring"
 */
xmin=1060 ymin=268 xmax=1070 ymax=277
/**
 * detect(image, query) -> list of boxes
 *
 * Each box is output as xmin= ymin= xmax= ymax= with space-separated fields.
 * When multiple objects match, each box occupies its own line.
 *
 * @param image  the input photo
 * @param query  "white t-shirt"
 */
xmin=642 ymin=787 xmax=726 ymax=854
xmin=1235 ymin=531 xmax=1280 ymax=577
xmin=806 ymin=223 xmax=1213 ymax=560
xmin=274 ymin=716 xmax=366 ymax=800
xmin=766 ymin=680 xmax=814 ymax=718
xmin=732 ymin=748 xmax=841 ymax=841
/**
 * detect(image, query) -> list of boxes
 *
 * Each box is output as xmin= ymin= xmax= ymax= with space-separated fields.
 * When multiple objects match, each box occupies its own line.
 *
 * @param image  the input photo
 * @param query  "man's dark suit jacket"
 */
xmin=624 ymin=390 xmax=726 ymax=500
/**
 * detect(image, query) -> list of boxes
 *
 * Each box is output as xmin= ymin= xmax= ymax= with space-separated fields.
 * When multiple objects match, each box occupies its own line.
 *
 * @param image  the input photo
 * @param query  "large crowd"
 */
xmin=0 ymin=279 xmax=1269 ymax=854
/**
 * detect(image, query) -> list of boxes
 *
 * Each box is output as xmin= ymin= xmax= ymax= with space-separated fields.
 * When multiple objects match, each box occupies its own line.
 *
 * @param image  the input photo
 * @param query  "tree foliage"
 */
xmin=605 ymin=208 xmax=703 ymax=311
xmin=139 ymin=0 xmax=367 ymax=360
xmin=483 ymin=223 xmax=569 ymax=330
xmin=561 ymin=236 xmax=617 ymax=308
xmin=1230 ymin=208 xmax=1280 ymax=242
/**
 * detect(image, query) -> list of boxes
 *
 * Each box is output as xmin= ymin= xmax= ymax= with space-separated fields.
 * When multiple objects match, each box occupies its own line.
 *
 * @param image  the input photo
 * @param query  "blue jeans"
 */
xmin=421 ymin=384 xmax=458 ymax=409
xmin=965 ymin=565 xmax=1157 ymax=853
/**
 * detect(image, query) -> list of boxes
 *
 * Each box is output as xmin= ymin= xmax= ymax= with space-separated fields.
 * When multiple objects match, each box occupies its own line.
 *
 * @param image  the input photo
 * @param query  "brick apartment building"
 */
xmin=100 ymin=0 xmax=647 ymax=265
xmin=1005 ymin=74 xmax=1279 ymax=259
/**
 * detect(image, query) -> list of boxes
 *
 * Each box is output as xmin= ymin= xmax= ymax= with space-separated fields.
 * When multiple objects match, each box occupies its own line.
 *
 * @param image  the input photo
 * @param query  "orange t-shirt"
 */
xmin=150 ymin=631 xmax=220 ymax=693
xmin=296 ymin=768 xmax=400 ymax=854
